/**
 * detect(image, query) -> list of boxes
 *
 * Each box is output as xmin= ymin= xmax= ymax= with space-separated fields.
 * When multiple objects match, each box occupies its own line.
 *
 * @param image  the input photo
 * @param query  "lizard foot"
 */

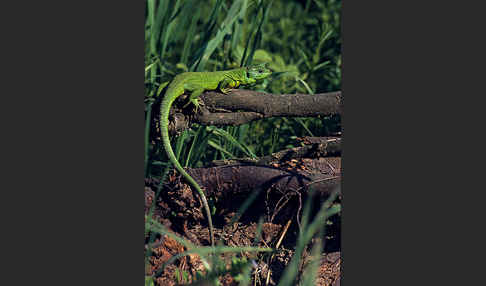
xmin=186 ymin=98 xmax=205 ymax=113
xmin=220 ymin=88 xmax=234 ymax=94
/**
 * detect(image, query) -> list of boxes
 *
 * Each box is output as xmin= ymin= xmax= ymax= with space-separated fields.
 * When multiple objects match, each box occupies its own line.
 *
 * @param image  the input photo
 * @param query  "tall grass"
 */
xmin=145 ymin=0 xmax=341 ymax=176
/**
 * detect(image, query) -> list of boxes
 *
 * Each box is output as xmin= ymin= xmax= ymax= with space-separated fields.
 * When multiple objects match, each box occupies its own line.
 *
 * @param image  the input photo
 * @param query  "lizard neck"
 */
xmin=222 ymin=68 xmax=249 ymax=84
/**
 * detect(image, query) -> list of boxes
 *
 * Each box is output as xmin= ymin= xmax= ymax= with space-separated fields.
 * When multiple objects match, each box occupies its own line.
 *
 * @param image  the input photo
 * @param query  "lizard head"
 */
xmin=246 ymin=63 xmax=272 ymax=81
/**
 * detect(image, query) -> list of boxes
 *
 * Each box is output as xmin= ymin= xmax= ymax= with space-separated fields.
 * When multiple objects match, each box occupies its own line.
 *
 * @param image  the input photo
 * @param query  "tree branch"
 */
xmin=187 ymin=157 xmax=341 ymax=197
xmin=197 ymin=89 xmax=341 ymax=124
xmin=164 ymin=89 xmax=342 ymax=134
xmin=209 ymin=137 xmax=341 ymax=167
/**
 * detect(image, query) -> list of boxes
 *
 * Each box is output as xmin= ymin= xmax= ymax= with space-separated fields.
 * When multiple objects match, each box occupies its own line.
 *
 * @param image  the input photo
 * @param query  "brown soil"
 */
xmin=144 ymin=160 xmax=341 ymax=286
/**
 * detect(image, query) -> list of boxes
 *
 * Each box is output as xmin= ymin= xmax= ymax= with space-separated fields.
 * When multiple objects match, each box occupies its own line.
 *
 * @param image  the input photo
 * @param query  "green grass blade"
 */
xmin=300 ymin=227 xmax=324 ymax=286
xmin=180 ymin=2 xmax=200 ymax=64
xmin=184 ymin=126 xmax=205 ymax=167
xmin=207 ymin=126 xmax=256 ymax=158
xmin=175 ymin=130 xmax=189 ymax=161
xmin=152 ymin=0 xmax=169 ymax=54
xmin=240 ymin=0 xmax=261 ymax=67
xmin=295 ymin=118 xmax=314 ymax=137
xmin=158 ymin=0 xmax=180 ymax=62
xmin=230 ymin=0 xmax=248 ymax=60
xmin=317 ymin=24 xmax=333 ymax=57
xmin=244 ymin=0 xmax=273 ymax=66
xmin=187 ymin=126 xmax=214 ymax=167
xmin=189 ymin=0 xmax=225 ymax=71
xmin=147 ymin=0 xmax=156 ymax=53
xmin=277 ymin=190 xmax=340 ymax=286
xmin=207 ymin=140 xmax=236 ymax=158
xmin=193 ymin=0 xmax=246 ymax=71
xmin=144 ymin=100 xmax=154 ymax=176
xmin=312 ymin=60 xmax=331 ymax=72
xmin=296 ymin=76 xmax=314 ymax=94
xmin=144 ymin=60 xmax=158 ymax=75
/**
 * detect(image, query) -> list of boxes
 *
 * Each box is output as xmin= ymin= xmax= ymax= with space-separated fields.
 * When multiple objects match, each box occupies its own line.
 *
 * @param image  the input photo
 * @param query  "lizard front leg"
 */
xmin=219 ymin=78 xmax=240 ymax=94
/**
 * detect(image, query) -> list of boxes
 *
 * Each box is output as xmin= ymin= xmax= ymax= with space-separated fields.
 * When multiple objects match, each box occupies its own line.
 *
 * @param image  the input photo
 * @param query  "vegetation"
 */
xmin=145 ymin=0 xmax=341 ymax=285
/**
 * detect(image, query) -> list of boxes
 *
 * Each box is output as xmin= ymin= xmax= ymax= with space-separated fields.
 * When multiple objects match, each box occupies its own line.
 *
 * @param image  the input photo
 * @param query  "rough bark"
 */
xmin=187 ymin=157 xmax=341 ymax=199
xmin=162 ymin=89 xmax=341 ymax=135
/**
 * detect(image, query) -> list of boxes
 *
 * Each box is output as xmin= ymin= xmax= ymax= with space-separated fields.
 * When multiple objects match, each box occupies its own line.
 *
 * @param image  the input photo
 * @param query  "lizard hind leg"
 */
xmin=182 ymin=88 xmax=205 ymax=113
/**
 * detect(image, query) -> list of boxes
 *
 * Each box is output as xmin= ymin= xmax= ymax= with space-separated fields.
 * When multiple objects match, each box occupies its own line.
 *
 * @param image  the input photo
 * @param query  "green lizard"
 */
xmin=160 ymin=63 xmax=271 ymax=246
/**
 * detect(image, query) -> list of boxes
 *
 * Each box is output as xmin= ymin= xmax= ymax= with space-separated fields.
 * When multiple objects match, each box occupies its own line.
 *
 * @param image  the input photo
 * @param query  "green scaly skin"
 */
xmin=160 ymin=64 xmax=271 ymax=246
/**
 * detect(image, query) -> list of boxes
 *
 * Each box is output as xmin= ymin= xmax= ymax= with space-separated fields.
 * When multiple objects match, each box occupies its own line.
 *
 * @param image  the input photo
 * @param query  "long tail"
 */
xmin=160 ymin=94 xmax=215 ymax=246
